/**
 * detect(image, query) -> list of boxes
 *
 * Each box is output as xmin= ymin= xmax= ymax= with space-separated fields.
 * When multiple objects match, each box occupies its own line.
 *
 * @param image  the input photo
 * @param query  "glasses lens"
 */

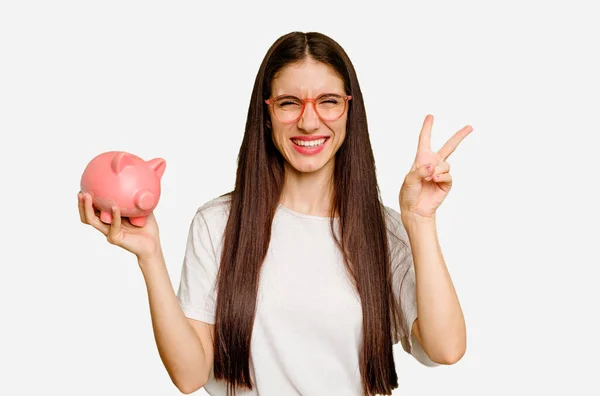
xmin=273 ymin=96 xmax=303 ymax=122
xmin=316 ymin=94 xmax=346 ymax=120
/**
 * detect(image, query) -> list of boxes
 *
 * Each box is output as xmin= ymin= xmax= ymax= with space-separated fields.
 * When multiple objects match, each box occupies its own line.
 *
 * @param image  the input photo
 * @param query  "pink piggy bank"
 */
xmin=80 ymin=151 xmax=166 ymax=227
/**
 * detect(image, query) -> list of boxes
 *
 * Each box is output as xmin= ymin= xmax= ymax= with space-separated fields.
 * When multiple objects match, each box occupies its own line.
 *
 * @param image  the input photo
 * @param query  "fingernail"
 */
xmin=426 ymin=165 xmax=432 ymax=172
xmin=434 ymin=175 xmax=440 ymax=180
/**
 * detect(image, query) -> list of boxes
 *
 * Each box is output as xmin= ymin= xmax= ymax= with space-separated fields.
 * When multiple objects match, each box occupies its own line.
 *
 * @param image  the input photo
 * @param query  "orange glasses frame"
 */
xmin=265 ymin=94 xmax=352 ymax=123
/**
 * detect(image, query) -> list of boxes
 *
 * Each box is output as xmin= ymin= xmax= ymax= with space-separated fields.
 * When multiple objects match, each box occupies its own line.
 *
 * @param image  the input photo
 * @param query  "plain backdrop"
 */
xmin=1 ymin=1 xmax=598 ymax=395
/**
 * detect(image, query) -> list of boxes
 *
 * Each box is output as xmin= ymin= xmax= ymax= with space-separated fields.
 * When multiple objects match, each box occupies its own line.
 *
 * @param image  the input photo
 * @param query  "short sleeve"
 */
xmin=176 ymin=210 xmax=219 ymax=325
xmin=388 ymin=209 xmax=440 ymax=367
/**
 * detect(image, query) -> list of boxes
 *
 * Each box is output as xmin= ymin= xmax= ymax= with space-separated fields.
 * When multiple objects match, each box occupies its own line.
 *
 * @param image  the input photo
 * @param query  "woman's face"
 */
xmin=268 ymin=58 xmax=348 ymax=174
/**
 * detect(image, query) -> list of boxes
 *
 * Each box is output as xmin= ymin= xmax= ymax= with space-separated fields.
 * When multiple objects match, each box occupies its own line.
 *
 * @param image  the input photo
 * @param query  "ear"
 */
xmin=111 ymin=152 xmax=135 ymax=174
xmin=147 ymin=158 xmax=166 ymax=179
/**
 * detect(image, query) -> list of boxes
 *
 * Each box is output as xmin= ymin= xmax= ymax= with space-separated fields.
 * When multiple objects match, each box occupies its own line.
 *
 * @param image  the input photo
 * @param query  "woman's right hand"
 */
xmin=78 ymin=192 xmax=162 ymax=261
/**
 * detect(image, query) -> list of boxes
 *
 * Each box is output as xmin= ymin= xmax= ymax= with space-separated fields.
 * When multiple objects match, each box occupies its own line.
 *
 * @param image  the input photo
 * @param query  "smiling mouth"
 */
xmin=291 ymin=137 xmax=329 ymax=148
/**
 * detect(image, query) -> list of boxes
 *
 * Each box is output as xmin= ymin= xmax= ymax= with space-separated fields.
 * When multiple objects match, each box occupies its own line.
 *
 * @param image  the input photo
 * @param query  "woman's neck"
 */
xmin=279 ymin=162 xmax=335 ymax=217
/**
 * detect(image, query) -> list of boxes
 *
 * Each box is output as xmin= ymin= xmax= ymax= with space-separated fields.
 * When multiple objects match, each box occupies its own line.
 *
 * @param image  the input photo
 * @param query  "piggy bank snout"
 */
xmin=135 ymin=190 xmax=157 ymax=211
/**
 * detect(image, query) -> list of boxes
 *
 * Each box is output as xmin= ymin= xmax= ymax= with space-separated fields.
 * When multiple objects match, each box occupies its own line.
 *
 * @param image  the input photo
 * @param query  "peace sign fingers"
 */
xmin=416 ymin=114 xmax=434 ymax=154
xmin=437 ymin=124 xmax=473 ymax=161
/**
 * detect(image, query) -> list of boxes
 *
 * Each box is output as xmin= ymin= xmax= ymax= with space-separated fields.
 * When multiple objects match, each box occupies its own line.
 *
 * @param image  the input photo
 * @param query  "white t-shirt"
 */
xmin=176 ymin=194 xmax=438 ymax=395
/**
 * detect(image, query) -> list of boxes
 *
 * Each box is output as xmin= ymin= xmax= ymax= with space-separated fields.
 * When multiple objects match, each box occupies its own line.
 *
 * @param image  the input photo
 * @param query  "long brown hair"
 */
xmin=213 ymin=31 xmax=403 ymax=396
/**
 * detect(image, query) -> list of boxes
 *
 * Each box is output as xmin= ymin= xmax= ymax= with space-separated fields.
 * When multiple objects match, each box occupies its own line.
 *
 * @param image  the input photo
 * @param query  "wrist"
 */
xmin=137 ymin=247 xmax=164 ymax=269
xmin=400 ymin=211 xmax=437 ymax=231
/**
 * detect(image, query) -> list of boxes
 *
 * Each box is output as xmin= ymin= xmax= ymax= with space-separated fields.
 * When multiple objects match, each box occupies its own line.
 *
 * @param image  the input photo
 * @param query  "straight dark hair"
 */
xmin=213 ymin=31 xmax=403 ymax=395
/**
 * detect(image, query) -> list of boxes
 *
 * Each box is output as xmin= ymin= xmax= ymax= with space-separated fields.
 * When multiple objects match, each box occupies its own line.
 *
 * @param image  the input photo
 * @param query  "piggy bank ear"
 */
xmin=111 ymin=152 xmax=135 ymax=174
xmin=147 ymin=158 xmax=166 ymax=179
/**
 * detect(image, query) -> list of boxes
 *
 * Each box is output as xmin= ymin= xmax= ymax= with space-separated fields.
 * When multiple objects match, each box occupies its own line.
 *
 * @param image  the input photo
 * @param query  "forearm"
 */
xmin=401 ymin=213 xmax=466 ymax=363
xmin=138 ymin=252 xmax=208 ymax=391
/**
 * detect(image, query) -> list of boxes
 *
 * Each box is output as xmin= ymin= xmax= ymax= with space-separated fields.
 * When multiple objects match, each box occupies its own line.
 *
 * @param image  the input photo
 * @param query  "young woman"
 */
xmin=78 ymin=31 xmax=471 ymax=396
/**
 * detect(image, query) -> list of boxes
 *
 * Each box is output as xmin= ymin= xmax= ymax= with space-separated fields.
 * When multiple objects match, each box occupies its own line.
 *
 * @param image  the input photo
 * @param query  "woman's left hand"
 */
xmin=399 ymin=114 xmax=473 ymax=219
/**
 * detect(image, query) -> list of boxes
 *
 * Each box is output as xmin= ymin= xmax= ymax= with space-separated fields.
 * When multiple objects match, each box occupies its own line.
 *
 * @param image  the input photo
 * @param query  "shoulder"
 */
xmin=190 ymin=192 xmax=232 ymax=237
xmin=196 ymin=192 xmax=232 ymax=221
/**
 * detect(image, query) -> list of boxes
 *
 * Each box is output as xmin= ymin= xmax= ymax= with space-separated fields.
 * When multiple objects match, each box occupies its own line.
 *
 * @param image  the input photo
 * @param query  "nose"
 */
xmin=297 ymin=102 xmax=320 ymax=132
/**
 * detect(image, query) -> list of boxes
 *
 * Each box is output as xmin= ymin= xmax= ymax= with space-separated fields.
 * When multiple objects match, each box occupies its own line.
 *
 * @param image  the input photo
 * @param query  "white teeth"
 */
xmin=292 ymin=138 xmax=326 ymax=147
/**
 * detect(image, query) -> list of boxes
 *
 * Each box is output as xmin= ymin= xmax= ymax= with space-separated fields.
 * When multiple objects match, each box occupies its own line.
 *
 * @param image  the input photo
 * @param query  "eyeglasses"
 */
xmin=265 ymin=93 xmax=352 ymax=123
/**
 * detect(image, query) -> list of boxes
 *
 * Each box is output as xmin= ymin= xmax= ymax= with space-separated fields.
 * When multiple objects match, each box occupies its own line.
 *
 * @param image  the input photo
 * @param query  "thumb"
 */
xmin=405 ymin=163 xmax=435 ymax=186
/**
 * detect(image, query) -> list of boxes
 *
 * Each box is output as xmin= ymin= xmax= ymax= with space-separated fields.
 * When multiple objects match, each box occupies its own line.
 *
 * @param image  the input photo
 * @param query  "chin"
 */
xmin=288 ymin=156 xmax=332 ymax=174
xmin=292 ymin=162 xmax=323 ymax=173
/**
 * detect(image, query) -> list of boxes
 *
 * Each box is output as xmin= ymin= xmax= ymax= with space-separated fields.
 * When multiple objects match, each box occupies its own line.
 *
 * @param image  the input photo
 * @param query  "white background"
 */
xmin=1 ymin=0 xmax=598 ymax=395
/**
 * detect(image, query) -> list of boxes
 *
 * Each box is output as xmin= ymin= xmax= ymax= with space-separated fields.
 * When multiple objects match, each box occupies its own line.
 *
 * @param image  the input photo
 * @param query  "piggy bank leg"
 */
xmin=100 ymin=210 xmax=113 ymax=224
xmin=129 ymin=216 xmax=146 ymax=227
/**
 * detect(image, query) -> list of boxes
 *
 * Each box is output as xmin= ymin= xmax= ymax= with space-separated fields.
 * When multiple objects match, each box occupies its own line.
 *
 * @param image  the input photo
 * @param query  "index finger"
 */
xmin=107 ymin=206 xmax=122 ymax=244
xmin=437 ymin=125 xmax=473 ymax=160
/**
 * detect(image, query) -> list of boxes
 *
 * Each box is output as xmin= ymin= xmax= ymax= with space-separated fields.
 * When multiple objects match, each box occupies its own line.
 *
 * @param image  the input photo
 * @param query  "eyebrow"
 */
xmin=273 ymin=92 xmax=343 ymax=98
